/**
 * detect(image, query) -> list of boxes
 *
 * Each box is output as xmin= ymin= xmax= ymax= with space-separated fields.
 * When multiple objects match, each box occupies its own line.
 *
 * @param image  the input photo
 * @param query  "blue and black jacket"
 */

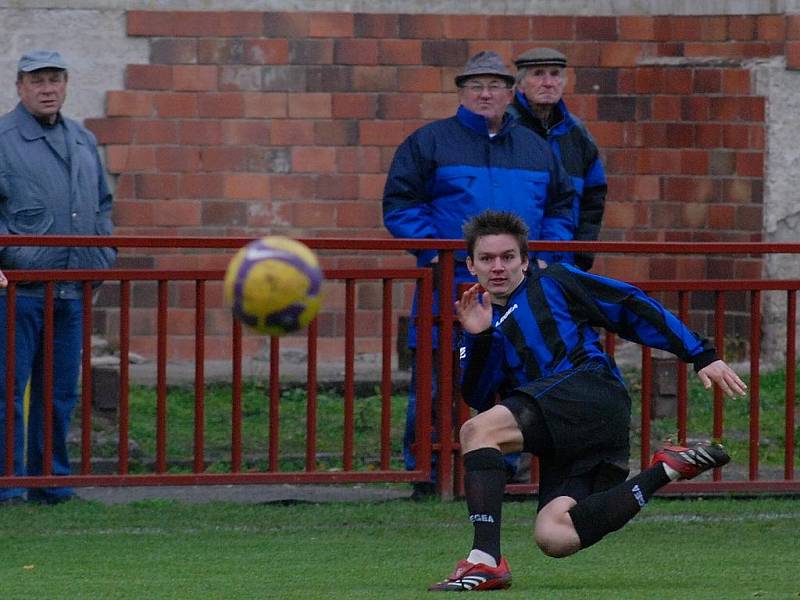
xmin=383 ymin=105 xmax=575 ymax=347
xmin=460 ymin=263 xmax=718 ymax=411
xmin=508 ymin=94 xmax=607 ymax=271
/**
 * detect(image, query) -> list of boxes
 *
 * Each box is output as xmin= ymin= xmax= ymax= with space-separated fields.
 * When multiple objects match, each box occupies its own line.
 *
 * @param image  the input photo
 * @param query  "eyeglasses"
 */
xmin=460 ymin=83 xmax=511 ymax=94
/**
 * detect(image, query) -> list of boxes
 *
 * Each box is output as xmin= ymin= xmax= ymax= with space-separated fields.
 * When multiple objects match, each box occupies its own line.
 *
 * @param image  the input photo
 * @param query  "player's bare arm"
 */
xmin=697 ymin=359 xmax=747 ymax=398
xmin=455 ymin=284 xmax=493 ymax=334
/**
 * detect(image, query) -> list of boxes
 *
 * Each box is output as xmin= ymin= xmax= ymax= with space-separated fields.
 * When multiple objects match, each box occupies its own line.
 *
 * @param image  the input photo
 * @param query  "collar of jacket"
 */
xmin=513 ymin=92 xmax=570 ymax=134
xmin=15 ymin=102 xmax=67 ymax=141
xmin=456 ymin=104 xmax=515 ymax=138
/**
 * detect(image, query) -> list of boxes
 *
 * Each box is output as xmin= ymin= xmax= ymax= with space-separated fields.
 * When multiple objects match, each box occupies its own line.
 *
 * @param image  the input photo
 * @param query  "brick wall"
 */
xmin=86 ymin=11 xmax=792 ymax=359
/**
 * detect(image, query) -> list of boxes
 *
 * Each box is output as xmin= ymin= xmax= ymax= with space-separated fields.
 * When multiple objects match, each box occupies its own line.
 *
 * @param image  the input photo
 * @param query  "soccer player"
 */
xmin=428 ymin=210 xmax=747 ymax=591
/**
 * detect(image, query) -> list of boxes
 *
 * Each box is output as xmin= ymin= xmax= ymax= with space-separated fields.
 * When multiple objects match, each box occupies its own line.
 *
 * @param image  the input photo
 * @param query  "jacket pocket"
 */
xmin=10 ymin=206 xmax=53 ymax=235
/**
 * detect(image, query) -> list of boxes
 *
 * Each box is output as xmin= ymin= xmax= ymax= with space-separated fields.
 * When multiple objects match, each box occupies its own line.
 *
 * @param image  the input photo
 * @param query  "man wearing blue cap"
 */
xmin=0 ymin=50 xmax=116 ymax=504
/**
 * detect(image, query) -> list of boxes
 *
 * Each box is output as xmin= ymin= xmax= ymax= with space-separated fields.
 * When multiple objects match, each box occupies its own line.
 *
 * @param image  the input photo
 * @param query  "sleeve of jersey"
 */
xmin=382 ymin=135 xmax=438 ymax=266
xmin=459 ymin=329 xmax=506 ymax=411
xmin=536 ymin=158 xmax=576 ymax=266
xmin=566 ymin=266 xmax=719 ymax=371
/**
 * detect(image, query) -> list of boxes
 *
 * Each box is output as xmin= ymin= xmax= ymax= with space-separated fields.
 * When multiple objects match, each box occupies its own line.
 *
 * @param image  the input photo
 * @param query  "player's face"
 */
xmin=458 ymin=76 xmax=513 ymax=133
xmin=517 ymin=66 xmax=565 ymax=106
xmin=17 ymin=69 xmax=67 ymax=124
xmin=467 ymin=234 xmax=528 ymax=305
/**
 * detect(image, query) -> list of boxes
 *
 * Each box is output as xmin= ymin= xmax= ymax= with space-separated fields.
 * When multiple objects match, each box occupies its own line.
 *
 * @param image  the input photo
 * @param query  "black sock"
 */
xmin=463 ymin=448 xmax=506 ymax=563
xmin=568 ymin=464 xmax=670 ymax=549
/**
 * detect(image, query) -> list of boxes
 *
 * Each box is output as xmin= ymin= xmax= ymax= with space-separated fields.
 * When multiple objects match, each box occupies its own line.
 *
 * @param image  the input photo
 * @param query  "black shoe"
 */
xmin=410 ymin=482 xmax=437 ymax=501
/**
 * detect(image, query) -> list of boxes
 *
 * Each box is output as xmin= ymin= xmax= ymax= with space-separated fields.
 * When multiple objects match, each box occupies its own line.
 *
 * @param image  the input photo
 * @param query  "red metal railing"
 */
xmin=1 ymin=235 xmax=799 ymax=497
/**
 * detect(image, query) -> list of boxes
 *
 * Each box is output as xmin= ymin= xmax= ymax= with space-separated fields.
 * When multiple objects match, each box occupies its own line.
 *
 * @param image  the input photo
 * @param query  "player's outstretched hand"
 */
xmin=697 ymin=359 xmax=747 ymax=398
xmin=455 ymin=284 xmax=493 ymax=334
xmin=0 ymin=268 xmax=6 ymax=288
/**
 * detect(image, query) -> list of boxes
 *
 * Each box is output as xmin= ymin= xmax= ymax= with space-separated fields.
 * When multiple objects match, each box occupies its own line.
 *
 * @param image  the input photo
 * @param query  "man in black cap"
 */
xmin=0 ymin=50 xmax=116 ymax=505
xmin=383 ymin=51 xmax=575 ymax=500
xmin=509 ymin=47 xmax=607 ymax=272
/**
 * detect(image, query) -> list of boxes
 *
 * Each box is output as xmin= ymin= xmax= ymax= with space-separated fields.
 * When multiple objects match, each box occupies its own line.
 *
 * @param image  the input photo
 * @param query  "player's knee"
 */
xmin=459 ymin=418 xmax=481 ymax=450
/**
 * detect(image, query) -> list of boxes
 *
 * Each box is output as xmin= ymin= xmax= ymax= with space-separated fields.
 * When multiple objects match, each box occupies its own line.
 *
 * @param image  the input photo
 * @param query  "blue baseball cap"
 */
xmin=17 ymin=50 xmax=67 ymax=73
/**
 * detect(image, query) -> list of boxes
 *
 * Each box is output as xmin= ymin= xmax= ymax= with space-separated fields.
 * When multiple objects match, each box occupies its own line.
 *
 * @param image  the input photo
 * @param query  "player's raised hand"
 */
xmin=697 ymin=359 xmax=747 ymax=398
xmin=455 ymin=284 xmax=493 ymax=334
xmin=0 ymin=268 xmax=6 ymax=288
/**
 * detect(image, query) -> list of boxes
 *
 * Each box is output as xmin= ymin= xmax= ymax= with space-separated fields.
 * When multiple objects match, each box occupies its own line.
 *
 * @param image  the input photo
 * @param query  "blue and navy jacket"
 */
xmin=508 ymin=94 xmax=607 ymax=271
xmin=383 ymin=105 xmax=575 ymax=347
xmin=460 ymin=263 xmax=718 ymax=411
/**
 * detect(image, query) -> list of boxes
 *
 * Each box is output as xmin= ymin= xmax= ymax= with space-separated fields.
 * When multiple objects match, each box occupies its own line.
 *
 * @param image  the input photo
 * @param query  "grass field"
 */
xmin=0 ymin=495 xmax=798 ymax=599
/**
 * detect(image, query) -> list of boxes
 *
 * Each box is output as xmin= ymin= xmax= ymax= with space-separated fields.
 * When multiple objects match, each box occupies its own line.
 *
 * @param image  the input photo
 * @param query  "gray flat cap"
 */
xmin=455 ymin=51 xmax=515 ymax=87
xmin=17 ymin=50 xmax=67 ymax=73
xmin=514 ymin=48 xmax=567 ymax=69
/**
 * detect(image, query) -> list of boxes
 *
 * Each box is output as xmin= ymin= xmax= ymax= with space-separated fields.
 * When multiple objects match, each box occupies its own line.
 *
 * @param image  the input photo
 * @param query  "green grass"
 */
xmin=0 ymin=497 xmax=798 ymax=599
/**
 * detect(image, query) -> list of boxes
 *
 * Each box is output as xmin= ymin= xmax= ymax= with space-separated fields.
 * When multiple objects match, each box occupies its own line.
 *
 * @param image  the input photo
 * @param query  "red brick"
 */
xmin=443 ymin=15 xmax=487 ymax=40
xmin=332 ymin=93 xmax=377 ymax=118
xmin=288 ymin=93 xmax=332 ymax=118
xmin=335 ymin=39 xmax=378 ymax=65
xmin=728 ymin=16 xmax=756 ymax=41
xmin=359 ymin=121 xmax=407 ymax=146
xmin=352 ymin=66 xmax=398 ymax=92
xmin=200 ymin=147 xmax=247 ymax=172
xmin=223 ymin=173 xmax=270 ymax=199
xmin=155 ymin=201 xmax=202 ymax=226
xmin=722 ymin=124 xmax=753 ymax=149
xmin=354 ymin=14 xmax=398 ymax=38
xmin=680 ymin=150 xmax=709 ymax=175
xmin=290 ymin=39 xmax=334 ymax=65
xmin=197 ymin=39 xmax=243 ymax=64
xmin=530 ymin=16 xmax=575 ymax=40
xmin=308 ymin=12 xmax=353 ymax=37
xmin=722 ymin=178 xmax=753 ymax=204
xmin=113 ymin=200 xmax=155 ymax=226
xmin=198 ymin=93 xmax=245 ymax=118
xmin=619 ymin=16 xmax=655 ymax=41
xmin=153 ymin=93 xmax=198 ymax=118
xmin=149 ymin=38 xmax=197 ymax=65
xmin=243 ymin=39 xmax=289 ymax=64
xmin=487 ymin=16 xmax=530 ymax=40
xmin=178 ymin=120 xmax=222 ymax=145
xmin=695 ymin=124 xmax=723 ymax=148
xmin=786 ymin=42 xmax=800 ymax=69
xmin=651 ymin=96 xmax=681 ymax=121
xmin=379 ymin=40 xmax=422 ymax=65
xmin=335 ymin=147 xmax=381 ymax=174
xmin=629 ymin=175 xmax=660 ymax=201
xmin=664 ymin=69 xmax=693 ymax=95
xmin=663 ymin=177 xmax=714 ymax=202
xmin=179 ymin=173 xmax=224 ymax=198
xmin=292 ymin=147 xmax=336 ymax=173
xmin=634 ymin=67 xmax=662 ymax=93
xmin=106 ymin=91 xmax=153 ymax=117
xmin=638 ymin=122 xmax=667 ymax=146
xmin=242 ymin=92 xmax=287 ymax=118
xmin=637 ymin=149 xmax=682 ymax=174
xmin=270 ymin=175 xmax=315 ymax=200
xmin=736 ymin=151 xmax=764 ymax=177
xmin=126 ymin=65 xmax=172 ymax=90
xmin=665 ymin=123 xmax=695 ymax=147
xmin=289 ymin=201 xmax=337 ymax=227
xmin=681 ymin=203 xmax=709 ymax=229
xmin=316 ymin=175 xmax=359 ymax=199
xmin=421 ymin=94 xmax=454 ymax=120
xmin=757 ymin=15 xmax=786 ymax=41
xmin=270 ymin=120 xmax=314 ymax=145
xmin=708 ymin=204 xmax=736 ymax=229
xmin=314 ymin=120 xmax=358 ymax=146
xmin=133 ymin=120 xmax=178 ymax=144
xmin=398 ymin=15 xmax=443 ymax=39
xmin=377 ymin=93 xmax=422 ymax=120
xmin=390 ymin=67 xmax=439 ymax=95
xmin=670 ymin=16 xmax=727 ymax=41
xmin=693 ymin=68 xmax=721 ymax=93
xmin=173 ymin=65 xmax=218 ymax=91
xmin=263 ymin=12 xmax=309 ymax=38
xmin=336 ymin=201 xmax=381 ymax=227
xmin=127 ymin=10 xmax=176 ymax=36
xmin=85 ymin=118 xmax=133 ymax=144
xmin=684 ymin=43 xmax=744 ymax=59
xmin=221 ymin=120 xmax=271 ymax=145
xmin=155 ymin=146 xmax=201 ymax=172
xmin=218 ymin=66 xmax=264 ymax=94
xmin=105 ymin=145 xmax=156 ymax=173
xmin=788 ymin=15 xmax=800 ymax=40
xmin=566 ymin=95 xmax=597 ymax=120
xmin=113 ymin=174 xmax=135 ymax=199
xmin=588 ymin=121 xmax=625 ymax=146
xmin=568 ymin=42 xmax=602 ymax=67
xmin=577 ymin=16 xmax=617 ymax=41
xmin=171 ymin=11 xmax=263 ymax=37
xmin=135 ymin=174 xmax=179 ymax=199
xmin=600 ymin=42 xmax=642 ymax=67
xmin=359 ymin=174 xmax=387 ymax=200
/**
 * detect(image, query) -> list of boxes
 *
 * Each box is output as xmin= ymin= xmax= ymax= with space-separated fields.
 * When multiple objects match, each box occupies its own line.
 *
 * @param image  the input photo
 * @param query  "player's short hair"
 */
xmin=463 ymin=210 xmax=529 ymax=259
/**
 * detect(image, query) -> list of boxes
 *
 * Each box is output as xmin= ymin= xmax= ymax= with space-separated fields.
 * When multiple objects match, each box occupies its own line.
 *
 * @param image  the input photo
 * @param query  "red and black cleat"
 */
xmin=428 ymin=556 xmax=512 ymax=592
xmin=651 ymin=442 xmax=730 ymax=480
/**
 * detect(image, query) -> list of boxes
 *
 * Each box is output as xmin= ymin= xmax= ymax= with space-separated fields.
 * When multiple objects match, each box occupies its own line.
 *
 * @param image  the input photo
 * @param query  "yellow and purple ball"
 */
xmin=223 ymin=236 xmax=322 ymax=336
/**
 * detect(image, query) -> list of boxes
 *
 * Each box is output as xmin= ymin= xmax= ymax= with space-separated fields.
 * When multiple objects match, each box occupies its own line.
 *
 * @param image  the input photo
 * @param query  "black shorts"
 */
xmin=500 ymin=360 xmax=632 ymax=511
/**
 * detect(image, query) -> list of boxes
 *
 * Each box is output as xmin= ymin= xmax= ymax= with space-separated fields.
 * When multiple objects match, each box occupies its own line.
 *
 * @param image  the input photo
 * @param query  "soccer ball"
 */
xmin=223 ymin=236 xmax=323 ymax=336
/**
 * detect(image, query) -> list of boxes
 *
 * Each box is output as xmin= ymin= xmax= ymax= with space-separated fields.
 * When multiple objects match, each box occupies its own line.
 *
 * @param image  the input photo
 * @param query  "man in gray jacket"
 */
xmin=0 ymin=50 xmax=115 ymax=504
